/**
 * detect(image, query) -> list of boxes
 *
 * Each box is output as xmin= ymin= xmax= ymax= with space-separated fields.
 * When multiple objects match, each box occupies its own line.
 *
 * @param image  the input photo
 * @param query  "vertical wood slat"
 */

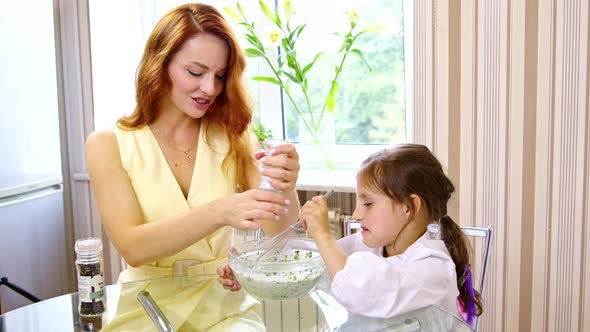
xmin=531 ymin=0 xmax=555 ymax=331
xmin=519 ymin=0 xmax=541 ymax=331
xmin=548 ymin=0 xmax=589 ymax=331
xmin=584 ymin=29 xmax=590 ymax=330
xmin=282 ymin=299 xmax=299 ymax=331
xmin=264 ymin=301 xmax=282 ymax=331
xmin=413 ymin=0 xmax=434 ymax=146
xmin=475 ymin=1 xmax=509 ymax=331
xmin=434 ymin=0 xmax=450 ymax=164
xmin=459 ymin=0 xmax=476 ymax=229
xmin=298 ymin=295 xmax=321 ymax=331
xmin=506 ymin=0 xmax=527 ymax=330
xmin=584 ymin=3 xmax=590 ymax=331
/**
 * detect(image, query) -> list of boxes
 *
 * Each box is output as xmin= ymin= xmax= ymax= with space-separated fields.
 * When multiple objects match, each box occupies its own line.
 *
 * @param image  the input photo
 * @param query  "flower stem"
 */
xmin=259 ymin=54 xmax=315 ymax=137
xmin=316 ymin=33 xmax=357 ymax=133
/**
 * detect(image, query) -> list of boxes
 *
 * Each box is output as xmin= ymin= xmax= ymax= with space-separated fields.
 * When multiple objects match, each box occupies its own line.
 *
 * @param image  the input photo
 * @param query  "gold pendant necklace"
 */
xmin=152 ymin=127 xmax=197 ymax=167
xmin=182 ymin=148 xmax=193 ymax=167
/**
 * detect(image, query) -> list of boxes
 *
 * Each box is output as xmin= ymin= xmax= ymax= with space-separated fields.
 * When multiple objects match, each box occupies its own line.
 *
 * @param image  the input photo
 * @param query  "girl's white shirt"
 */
xmin=332 ymin=231 xmax=460 ymax=319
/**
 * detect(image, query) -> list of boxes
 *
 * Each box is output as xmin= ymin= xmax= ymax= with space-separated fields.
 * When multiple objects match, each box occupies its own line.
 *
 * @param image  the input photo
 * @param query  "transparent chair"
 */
xmin=342 ymin=217 xmax=492 ymax=331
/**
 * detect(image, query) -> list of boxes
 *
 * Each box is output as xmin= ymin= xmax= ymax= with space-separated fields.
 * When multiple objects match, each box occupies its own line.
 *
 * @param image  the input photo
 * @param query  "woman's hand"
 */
xmin=215 ymin=189 xmax=291 ymax=230
xmin=217 ymin=264 xmax=241 ymax=291
xmin=299 ymin=195 xmax=331 ymax=240
xmin=256 ymin=142 xmax=300 ymax=193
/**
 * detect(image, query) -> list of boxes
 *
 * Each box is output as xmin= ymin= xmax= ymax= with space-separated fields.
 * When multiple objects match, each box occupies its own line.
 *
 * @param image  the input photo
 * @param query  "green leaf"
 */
xmin=288 ymin=24 xmax=306 ymax=42
xmin=244 ymin=33 xmax=260 ymax=46
xmin=251 ymin=122 xmax=273 ymax=143
xmin=286 ymin=52 xmax=298 ymax=71
xmin=281 ymin=38 xmax=291 ymax=53
xmin=223 ymin=6 xmax=242 ymax=22
xmin=245 ymin=35 xmax=265 ymax=50
xmin=349 ymin=49 xmax=373 ymax=72
xmin=302 ymin=52 xmax=325 ymax=75
xmin=275 ymin=10 xmax=282 ymax=26
xmin=295 ymin=24 xmax=306 ymax=39
xmin=280 ymin=70 xmax=300 ymax=83
xmin=258 ymin=0 xmax=277 ymax=24
xmin=326 ymin=81 xmax=339 ymax=113
xmin=237 ymin=3 xmax=246 ymax=18
xmin=316 ymin=142 xmax=335 ymax=170
xmin=244 ymin=48 xmax=265 ymax=57
xmin=251 ymin=76 xmax=281 ymax=84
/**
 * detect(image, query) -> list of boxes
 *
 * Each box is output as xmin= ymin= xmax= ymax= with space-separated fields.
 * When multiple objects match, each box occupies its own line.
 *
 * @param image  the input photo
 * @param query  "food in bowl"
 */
xmin=227 ymin=238 xmax=326 ymax=300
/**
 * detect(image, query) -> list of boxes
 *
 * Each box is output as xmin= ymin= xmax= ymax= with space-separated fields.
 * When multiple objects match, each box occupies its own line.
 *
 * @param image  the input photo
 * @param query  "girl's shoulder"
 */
xmin=401 ymin=233 xmax=454 ymax=263
xmin=337 ymin=233 xmax=380 ymax=256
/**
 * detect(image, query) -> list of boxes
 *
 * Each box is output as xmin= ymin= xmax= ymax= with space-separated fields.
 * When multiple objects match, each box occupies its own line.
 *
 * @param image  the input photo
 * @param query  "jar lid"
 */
xmin=75 ymin=237 xmax=103 ymax=255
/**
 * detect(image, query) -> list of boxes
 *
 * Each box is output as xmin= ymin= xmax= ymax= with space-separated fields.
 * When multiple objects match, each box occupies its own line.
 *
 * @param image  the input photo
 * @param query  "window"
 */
xmin=251 ymin=0 xmax=411 ymax=178
xmin=88 ymin=0 xmax=412 ymax=190
xmin=282 ymin=1 xmax=408 ymax=145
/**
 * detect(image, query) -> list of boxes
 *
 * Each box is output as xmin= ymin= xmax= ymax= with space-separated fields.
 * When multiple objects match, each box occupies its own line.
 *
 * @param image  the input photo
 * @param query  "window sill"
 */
xmin=296 ymin=168 xmax=357 ymax=193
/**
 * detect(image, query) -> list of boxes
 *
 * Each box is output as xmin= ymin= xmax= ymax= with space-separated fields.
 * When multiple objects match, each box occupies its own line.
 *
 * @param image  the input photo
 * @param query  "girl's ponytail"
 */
xmin=439 ymin=215 xmax=483 ymax=324
xmin=358 ymin=144 xmax=484 ymax=323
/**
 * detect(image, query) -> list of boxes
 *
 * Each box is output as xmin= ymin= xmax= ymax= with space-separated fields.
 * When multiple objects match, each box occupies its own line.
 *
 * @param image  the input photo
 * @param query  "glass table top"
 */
xmin=0 ymin=274 xmax=474 ymax=331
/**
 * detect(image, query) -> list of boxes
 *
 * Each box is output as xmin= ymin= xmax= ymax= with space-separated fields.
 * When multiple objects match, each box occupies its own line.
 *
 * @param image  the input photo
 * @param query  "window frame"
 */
xmin=253 ymin=0 xmax=414 ymax=190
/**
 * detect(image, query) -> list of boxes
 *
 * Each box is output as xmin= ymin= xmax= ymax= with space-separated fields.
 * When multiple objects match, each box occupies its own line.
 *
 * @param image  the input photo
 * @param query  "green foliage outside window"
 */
xmin=281 ymin=0 xmax=406 ymax=145
xmin=225 ymin=0 xmax=380 ymax=148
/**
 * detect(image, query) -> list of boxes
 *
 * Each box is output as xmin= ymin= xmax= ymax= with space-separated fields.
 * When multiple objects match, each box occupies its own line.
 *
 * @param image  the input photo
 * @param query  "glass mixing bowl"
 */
xmin=228 ymin=237 xmax=326 ymax=300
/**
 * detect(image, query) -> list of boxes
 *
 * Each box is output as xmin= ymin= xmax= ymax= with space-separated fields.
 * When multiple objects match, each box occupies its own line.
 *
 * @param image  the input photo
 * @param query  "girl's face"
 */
xmin=352 ymin=180 xmax=410 ymax=250
xmin=163 ymin=32 xmax=228 ymax=118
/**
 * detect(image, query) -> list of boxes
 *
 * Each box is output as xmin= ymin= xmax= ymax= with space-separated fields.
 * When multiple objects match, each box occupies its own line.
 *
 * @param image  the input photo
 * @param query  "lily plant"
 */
xmin=225 ymin=0 xmax=377 ymax=169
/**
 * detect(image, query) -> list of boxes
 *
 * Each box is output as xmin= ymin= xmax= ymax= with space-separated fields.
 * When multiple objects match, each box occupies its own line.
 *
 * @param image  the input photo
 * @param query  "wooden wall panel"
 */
xmin=428 ymin=0 xmax=590 ymax=331
xmin=547 ymin=1 xmax=589 ymax=330
xmin=413 ymin=0 xmax=434 ymax=146
xmin=474 ymin=1 xmax=509 ymax=330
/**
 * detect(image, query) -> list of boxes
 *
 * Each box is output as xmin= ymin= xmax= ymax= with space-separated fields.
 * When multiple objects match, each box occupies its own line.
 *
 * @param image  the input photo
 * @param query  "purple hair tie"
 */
xmin=459 ymin=265 xmax=476 ymax=325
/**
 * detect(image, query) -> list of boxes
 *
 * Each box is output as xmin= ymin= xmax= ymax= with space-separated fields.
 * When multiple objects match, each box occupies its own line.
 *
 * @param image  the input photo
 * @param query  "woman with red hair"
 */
xmin=85 ymin=3 xmax=299 ymax=330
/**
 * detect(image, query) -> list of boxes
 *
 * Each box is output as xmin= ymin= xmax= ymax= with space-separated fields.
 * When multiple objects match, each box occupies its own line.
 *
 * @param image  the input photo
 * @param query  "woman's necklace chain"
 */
xmin=152 ymin=127 xmax=197 ymax=167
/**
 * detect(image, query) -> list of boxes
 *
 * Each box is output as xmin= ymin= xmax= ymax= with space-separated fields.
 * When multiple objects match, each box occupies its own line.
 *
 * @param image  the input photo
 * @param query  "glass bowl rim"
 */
xmin=227 ymin=238 xmax=325 ymax=267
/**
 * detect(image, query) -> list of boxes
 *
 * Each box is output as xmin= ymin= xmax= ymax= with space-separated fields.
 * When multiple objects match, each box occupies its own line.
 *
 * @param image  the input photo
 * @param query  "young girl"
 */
xmin=299 ymin=144 xmax=482 ymax=323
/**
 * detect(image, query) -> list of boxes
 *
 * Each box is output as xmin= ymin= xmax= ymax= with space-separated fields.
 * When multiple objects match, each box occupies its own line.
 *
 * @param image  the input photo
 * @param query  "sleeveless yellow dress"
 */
xmin=102 ymin=121 xmax=264 ymax=331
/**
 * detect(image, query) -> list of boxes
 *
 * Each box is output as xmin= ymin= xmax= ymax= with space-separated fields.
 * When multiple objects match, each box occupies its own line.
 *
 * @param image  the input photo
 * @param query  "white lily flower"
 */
xmin=283 ymin=0 xmax=294 ymax=19
xmin=264 ymin=27 xmax=282 ymax=48
xmin=347 ymin=8 xmax=359 ymax=24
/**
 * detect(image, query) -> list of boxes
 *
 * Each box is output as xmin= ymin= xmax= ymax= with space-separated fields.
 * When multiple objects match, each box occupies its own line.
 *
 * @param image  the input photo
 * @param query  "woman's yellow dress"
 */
xmin=102 ymin=121 xmax=264 ymax=331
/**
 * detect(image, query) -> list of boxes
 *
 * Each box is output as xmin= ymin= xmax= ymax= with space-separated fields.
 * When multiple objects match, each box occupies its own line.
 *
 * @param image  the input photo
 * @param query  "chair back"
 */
xmin=342 ymin=218 xmax=493 ymax=331
xmin=343 ymin=216 xmax=361 ymax=236
xmin=459 ymin=226 xmax=492 ymax=299
xmin=459 ymin=225 xmax=492 ymax=332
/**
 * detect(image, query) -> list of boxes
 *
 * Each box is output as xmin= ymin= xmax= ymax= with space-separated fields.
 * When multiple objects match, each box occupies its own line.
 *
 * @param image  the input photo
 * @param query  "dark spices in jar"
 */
xmin=75 ymin=238 xmax=105 ymax=318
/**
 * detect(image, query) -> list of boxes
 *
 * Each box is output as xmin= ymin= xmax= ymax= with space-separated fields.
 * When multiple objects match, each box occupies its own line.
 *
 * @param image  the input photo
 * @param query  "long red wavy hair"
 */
xmin=118 ymin=3 xmax=255 ymax=190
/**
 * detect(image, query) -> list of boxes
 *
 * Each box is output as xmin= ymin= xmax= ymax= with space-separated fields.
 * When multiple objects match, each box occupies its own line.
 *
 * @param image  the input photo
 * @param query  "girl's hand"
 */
xmin=300 ymin=195 xmax=331 ymax=240
xmin=217 ymin=190 xmax=291 ymax=230
xmin=217 ymin=264 xmax=241 ymax=291
xmin=257 ymin=142 xmax=300 ymax=193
